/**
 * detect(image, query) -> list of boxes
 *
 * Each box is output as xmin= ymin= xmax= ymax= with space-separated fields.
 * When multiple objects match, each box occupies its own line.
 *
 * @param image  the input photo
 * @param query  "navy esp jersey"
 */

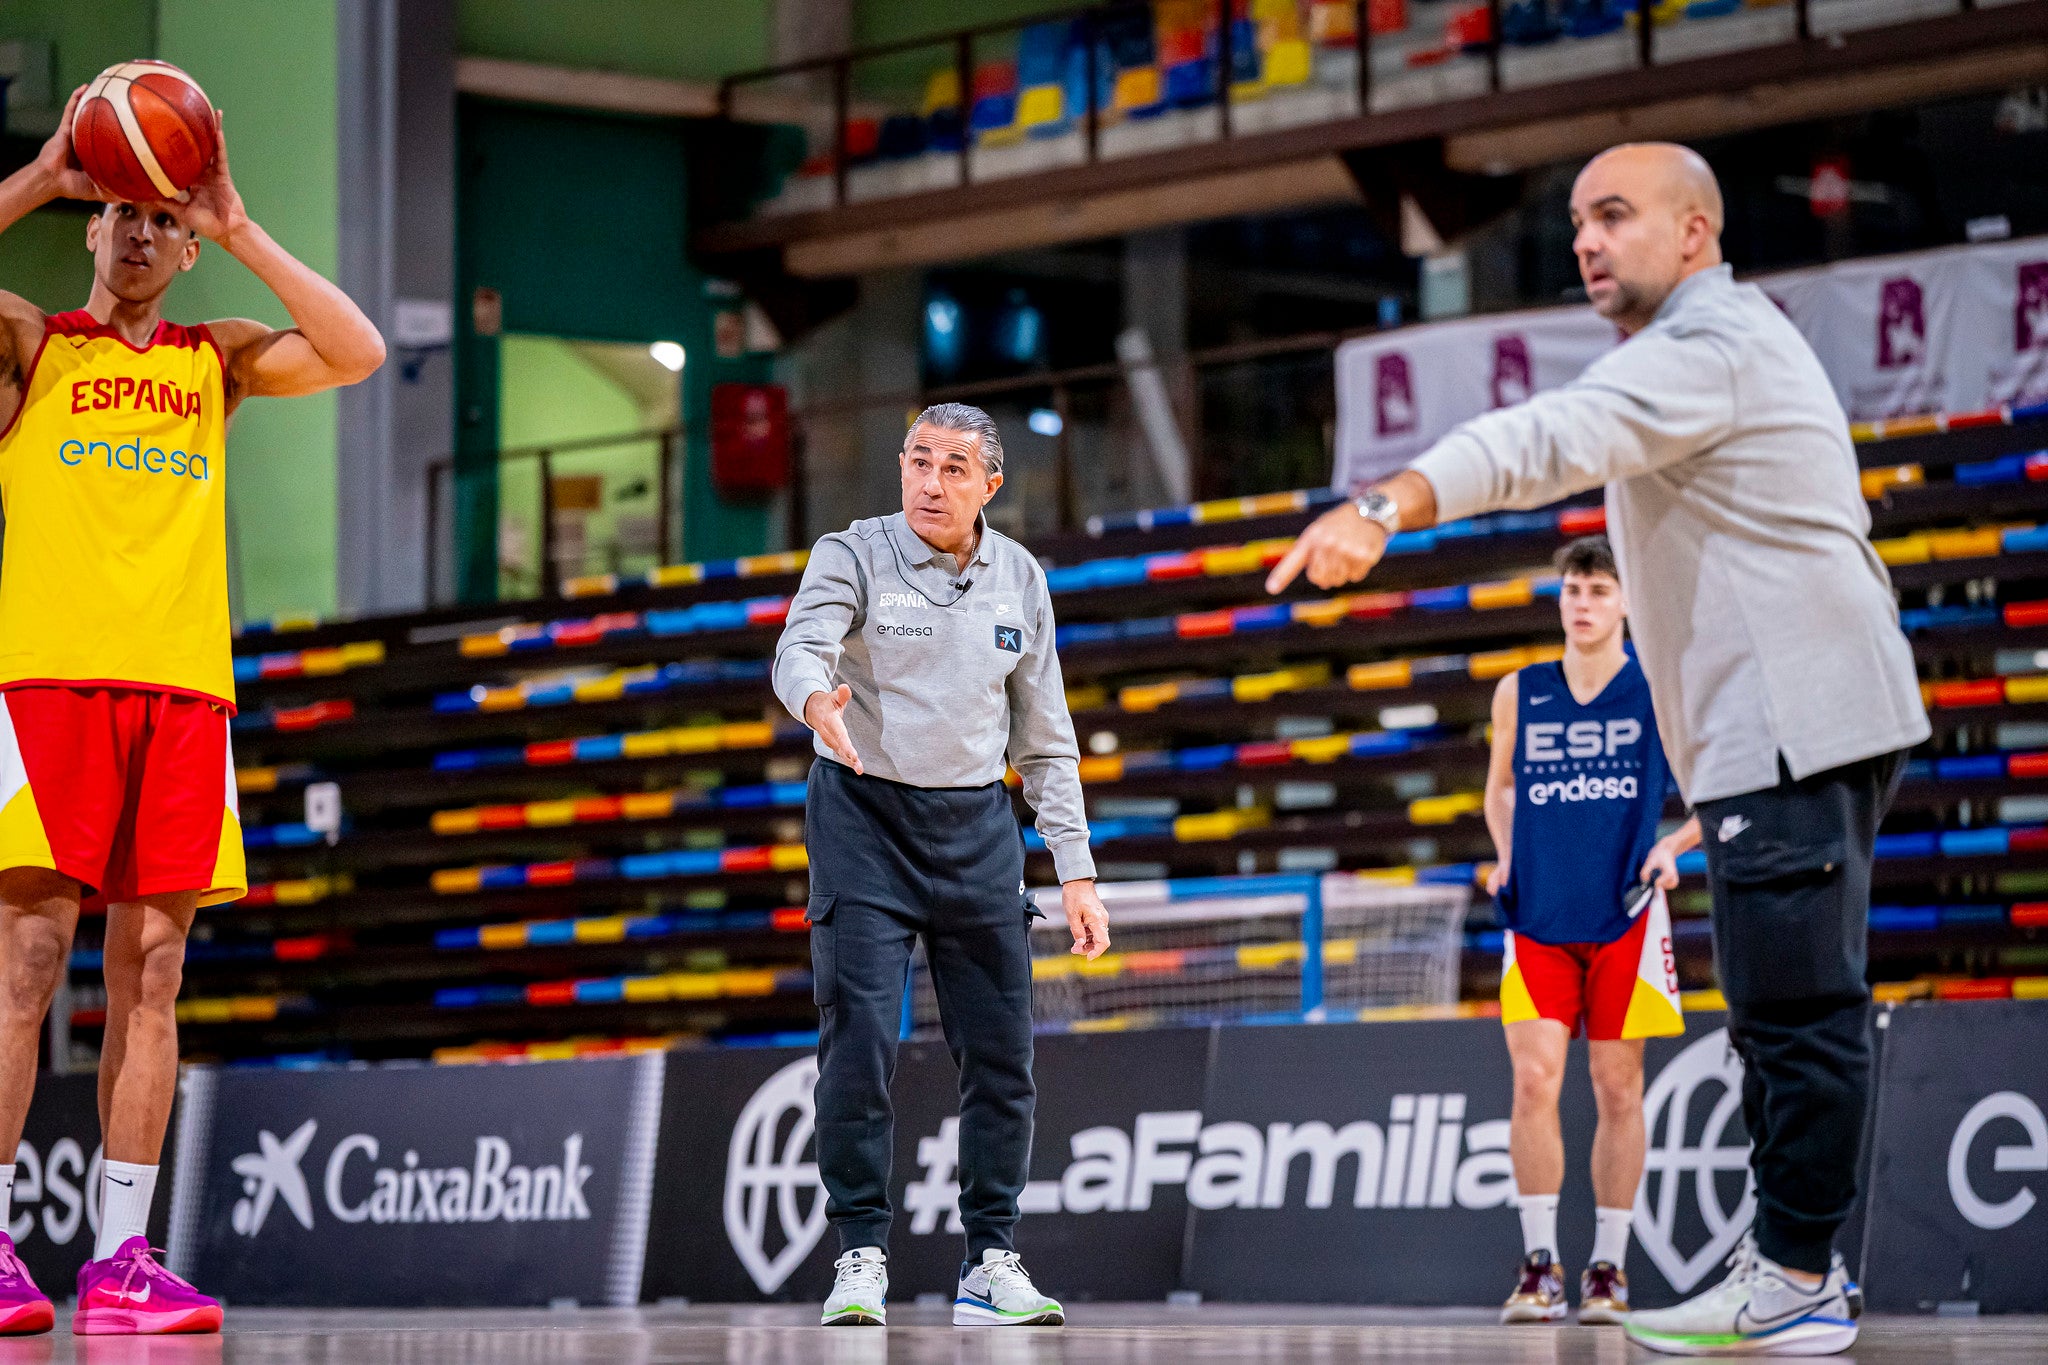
xmin=1497 ymin=656 xmax=1671 ymax=946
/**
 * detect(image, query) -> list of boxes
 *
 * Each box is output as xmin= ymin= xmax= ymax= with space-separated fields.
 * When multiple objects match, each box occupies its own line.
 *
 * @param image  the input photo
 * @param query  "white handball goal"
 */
xmin=908 ymin=871 xmax=1469 ymax=1034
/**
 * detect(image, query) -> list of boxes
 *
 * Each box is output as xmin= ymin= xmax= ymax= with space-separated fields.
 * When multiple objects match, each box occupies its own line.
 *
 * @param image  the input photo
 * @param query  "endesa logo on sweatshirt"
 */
xmin=57 ymin=438 xmax=210 ymax=480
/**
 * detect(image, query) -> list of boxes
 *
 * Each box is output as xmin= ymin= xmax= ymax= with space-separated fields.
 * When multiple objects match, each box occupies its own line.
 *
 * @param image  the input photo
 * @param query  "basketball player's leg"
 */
xmin=72 ymin=693 xmax=226 ymax=1336
xmin=1502 ymin=1012 xmax=1571 ymax=1323
xmin=0 ymin=869 xmax=81 ymax=1155
xmin=1581 ymin=1038 xmax=1645 ymax=1322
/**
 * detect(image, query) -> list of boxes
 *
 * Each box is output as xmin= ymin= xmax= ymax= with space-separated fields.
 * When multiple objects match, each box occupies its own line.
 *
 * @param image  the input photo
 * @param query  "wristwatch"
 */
xmin=1351 ymin=487 xmax=1401 ymax=536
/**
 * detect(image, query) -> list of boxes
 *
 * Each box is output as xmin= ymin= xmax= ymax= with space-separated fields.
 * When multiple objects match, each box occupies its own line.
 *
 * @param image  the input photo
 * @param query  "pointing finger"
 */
xmin=1265 ymin=536 xmax=1310 ymax=595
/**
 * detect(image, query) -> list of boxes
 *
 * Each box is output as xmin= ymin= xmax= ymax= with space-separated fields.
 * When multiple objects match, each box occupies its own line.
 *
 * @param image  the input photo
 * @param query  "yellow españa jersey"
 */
xmin=0 ymin=310 xmax=234 ymax=709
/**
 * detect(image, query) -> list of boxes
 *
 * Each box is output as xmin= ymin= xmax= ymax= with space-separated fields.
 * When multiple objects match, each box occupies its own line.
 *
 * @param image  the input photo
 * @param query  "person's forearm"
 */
xmin=1665 ymin=814 xmax=1702 ymax=855
xmin=222 ymin=219 xmax=383 ymax=377
xmin=0 ymin=165 xmax=57 ymax=239
xmin=1366 ymin=469 xmax=1441 ymax=531
xmin=1484 ymin=788 xmax=1514 ymax=865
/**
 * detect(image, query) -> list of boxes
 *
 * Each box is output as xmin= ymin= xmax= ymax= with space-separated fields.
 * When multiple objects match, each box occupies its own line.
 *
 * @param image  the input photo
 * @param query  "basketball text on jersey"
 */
xmin=0 ymin=311 xmax=235 ymax=707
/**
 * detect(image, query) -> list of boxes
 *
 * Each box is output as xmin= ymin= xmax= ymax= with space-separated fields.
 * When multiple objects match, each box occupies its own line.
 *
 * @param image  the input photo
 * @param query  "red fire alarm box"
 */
xmin=710 ymin=383 xmax=791 ymax=496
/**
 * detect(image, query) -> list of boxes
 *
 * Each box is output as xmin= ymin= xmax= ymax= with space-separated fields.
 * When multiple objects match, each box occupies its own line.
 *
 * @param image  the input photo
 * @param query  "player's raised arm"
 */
xmin=0 ymin=88 xmax=96 ymax=417
xmin=176 ymin=117 xmax=384 ymax=405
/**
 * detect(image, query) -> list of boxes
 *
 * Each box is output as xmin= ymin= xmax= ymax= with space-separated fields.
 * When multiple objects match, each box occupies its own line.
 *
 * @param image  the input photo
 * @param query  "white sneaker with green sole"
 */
xmin=821 ymin=1247 xmax=887 ymax=1327
xmin=1625 ymin=1236 xmax=1860 ymax=1356
xmin=952 ymin=1249 xmax=1064 ymax=1326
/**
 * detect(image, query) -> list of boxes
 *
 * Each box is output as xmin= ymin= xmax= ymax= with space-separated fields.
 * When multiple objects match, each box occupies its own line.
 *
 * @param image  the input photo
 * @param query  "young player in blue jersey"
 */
xmin=1483 ymin=535 xmax=1700 ymax=1326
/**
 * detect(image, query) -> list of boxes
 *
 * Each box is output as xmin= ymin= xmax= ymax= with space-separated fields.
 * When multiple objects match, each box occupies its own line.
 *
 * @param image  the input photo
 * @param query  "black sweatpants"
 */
xmin=1696 ymin=749 xmax=1907 ymax=1275
xmin=804 ymin=758 xmax=1037 ymax=1259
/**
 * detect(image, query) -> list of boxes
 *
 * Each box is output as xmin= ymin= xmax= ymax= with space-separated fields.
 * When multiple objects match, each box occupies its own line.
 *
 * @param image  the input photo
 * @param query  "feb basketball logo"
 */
xmin=1491 ymin=335 xmax=1533 ymax=409
xmin=1374 ymin=353 xmax=1416 ymax=437
xmin=2015 ymin=262 xmax=2048 ymax=353
xmin=1876 ymin=276 xmax=1927 ymax=369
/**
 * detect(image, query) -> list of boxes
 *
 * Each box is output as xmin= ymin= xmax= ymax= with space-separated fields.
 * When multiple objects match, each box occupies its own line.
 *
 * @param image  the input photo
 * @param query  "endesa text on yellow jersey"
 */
xmin=0 ymin=310 xmax=235 ymax=710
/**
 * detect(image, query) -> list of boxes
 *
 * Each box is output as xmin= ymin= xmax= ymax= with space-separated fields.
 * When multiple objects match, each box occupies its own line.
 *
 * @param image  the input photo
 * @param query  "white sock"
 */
xmin=1517 ymin=1192 xmax=1560 ymax=1260
xmin=1594 ymin=1205 xmax=1633 ymax=1268
xmin=0 ymin=1164 xmax=13 ymax=1233
xmin=95 ymin=1161 xmax=157 ymax=1260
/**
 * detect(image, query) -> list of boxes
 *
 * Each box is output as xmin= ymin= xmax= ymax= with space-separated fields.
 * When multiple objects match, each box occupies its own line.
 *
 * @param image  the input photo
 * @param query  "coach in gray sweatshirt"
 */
xmin=774 ymin=402 xmax=1107 ymax=1327
xmin=1273 ymin=145 xmax=1927 ymax=1355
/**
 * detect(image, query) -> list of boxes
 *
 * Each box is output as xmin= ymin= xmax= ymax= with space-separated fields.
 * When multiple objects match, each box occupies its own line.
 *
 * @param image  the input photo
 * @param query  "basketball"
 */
xmin=71 ymin=60 xmax=218 ymax=204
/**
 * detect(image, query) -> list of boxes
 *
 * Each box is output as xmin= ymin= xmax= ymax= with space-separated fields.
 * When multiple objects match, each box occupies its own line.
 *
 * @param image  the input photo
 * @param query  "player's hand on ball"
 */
xmin=1640 ymin=841 xmax=1682 ymax=890
xmin=804 ymin=685 xmax=863 ymax=775
xmin=1265 ymin=503 xmax=1390 ymax=594
xmin=34 ymin=88 xmax=99 ymax=202
xmin=1064 ymin=880 xmax=1109 ymax=960
xmin=176 ymin=112 xmax=248 ymax=246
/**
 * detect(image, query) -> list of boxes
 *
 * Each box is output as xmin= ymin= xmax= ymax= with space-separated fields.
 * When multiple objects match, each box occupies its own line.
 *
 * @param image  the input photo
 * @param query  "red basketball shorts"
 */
xmin=0 ymin=686 xmax=245 ymax=907
xmin=1500 ymin=889 xmax=1683 ymax=1040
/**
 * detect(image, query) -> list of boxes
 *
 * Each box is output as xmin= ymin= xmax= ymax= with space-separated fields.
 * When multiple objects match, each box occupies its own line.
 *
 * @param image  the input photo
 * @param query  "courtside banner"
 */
xmin=11 ymin=1073 xmax=174 ymax=1291
xmin=646 ymin=1029 xmax=1208 ymax=1304
xmin=166 ymin=1053 xmax=663 ymax=1307
xmin=648 ymin=1017 xmax=1768 ymax=1308
xmin=1184 ymin=1016 xmax=1751 ymax=1309
xmin=1862 ymin=999 xmax=2048 ymax=1312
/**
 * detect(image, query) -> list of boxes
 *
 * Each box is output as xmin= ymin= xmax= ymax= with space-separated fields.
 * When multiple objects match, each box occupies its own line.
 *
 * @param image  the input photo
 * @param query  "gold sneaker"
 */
xmin=1579 ymin=1260 xmax=1630 ymax=1324
xmin=1501 ymin=1250 xmax=1567 ymax=1324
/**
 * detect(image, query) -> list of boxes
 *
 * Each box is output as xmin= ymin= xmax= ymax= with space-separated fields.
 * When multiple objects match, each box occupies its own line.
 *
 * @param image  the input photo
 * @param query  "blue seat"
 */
xmin=877 ymin=114 xmax=927 ymax=160
xmin=1164 ymin=59 xmax=1214 ymax=109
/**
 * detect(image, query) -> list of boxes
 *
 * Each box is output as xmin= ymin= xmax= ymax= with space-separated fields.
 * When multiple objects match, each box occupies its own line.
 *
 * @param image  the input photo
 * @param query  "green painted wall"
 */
xmin=853 ymin=0 xmax=1059 ymax=47
xmin=0 ymin=207 xmax=94 ymax=313
xmin=457 ymin=0 xmax=772 ymax=83
xmin=158 ymin=0 xmax=341 ymax=624
xmin=496 ymin=334 xmax=658 ymax=597
xmin=456 ymin=100 xmax=766 ymax=602
xmin=0 ymin=0 xmax=155 ymax=96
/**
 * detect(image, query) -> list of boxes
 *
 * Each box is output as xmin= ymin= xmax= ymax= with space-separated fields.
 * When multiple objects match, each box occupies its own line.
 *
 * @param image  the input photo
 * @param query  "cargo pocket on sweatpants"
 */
xmin=808 ymin=893 xmax=838 ymax=1007
xmin=1708 ymin=833 xmax=1860 ymax=1005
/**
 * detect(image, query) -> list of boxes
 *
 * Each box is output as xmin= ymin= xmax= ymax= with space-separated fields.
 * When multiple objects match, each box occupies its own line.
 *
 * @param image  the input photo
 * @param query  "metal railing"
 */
xmin=425 ymin=428 xmax=680 ymax=605
xmin=715 ymin=0 xmax=1917 ymax=218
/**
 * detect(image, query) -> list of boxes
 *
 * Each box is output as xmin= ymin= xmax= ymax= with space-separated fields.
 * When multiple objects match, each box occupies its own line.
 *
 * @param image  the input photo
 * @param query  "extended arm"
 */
xmin=1269 ymin=326 xmax=1738 ymax=593
xmin=772 ymin=539 xmax=867 ymax=771
xmin=1483 ymin=672 xmax=1518 ymax=895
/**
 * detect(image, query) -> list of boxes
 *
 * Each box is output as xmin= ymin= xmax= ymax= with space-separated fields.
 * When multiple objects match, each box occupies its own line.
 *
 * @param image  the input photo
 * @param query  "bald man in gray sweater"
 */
xmin=1273 ymin=144 xmax=1925 ymax=1357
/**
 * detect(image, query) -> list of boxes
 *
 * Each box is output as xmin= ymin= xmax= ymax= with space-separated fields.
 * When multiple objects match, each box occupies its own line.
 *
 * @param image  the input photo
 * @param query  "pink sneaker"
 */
xmin=73 ymin=1238 xmax=220 ymax=1335
xmin=0 ymin=1231 xmax=52 ymax=1333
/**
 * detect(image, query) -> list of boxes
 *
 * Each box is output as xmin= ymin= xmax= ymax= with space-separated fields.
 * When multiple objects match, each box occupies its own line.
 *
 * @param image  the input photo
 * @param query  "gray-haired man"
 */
xmin=774 ymin=403 xmax=1110 ymax=1328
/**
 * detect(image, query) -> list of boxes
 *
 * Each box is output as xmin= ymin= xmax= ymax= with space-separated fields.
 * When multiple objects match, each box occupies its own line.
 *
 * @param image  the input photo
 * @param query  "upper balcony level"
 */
xmin=696 ymin=0 xmax=2048 ymax=275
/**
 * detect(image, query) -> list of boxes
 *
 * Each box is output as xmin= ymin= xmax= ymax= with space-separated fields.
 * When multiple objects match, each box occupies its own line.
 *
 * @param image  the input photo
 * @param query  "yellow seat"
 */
xmin=922 ymin=68 xmax=961 ymax=117
xmin=1348 ymin=659 xmax=1412 ymax=690
xmin=1111 ymin=66 xmax=1162 ymax=113
xmin=1262 ymin=38 xmax=1311 ymax=87
xmin=1018 ymin=84 xmax=1064 ymax=129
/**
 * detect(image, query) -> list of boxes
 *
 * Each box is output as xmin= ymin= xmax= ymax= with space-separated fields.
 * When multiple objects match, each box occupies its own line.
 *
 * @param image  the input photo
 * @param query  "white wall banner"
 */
xmin=1335 ymin=235 xmax=2048 ymax=491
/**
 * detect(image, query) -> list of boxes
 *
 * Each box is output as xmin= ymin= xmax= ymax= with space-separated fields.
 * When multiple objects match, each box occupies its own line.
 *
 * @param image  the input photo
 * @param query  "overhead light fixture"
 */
xmin=1028 ymin=408 xmax=1063 ymax=437
xmin=649 ymin=341 xmax=686 ymax=372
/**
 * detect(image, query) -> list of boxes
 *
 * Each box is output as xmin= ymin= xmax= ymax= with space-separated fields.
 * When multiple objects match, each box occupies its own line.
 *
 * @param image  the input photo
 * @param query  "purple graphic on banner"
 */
xmin=1877 ymin=277 xmax=1926 ymax=369
xmin=1491 ymin=335 xmax=1533 ymax=408
xmin=2017 ymin=262 xmax=2048 ymax=351
xmin=1375 ymin=353 xmax=1417 ymax=437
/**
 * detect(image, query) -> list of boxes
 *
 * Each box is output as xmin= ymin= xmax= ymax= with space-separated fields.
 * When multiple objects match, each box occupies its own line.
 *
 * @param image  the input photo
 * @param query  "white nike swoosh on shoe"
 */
xmin=106 ymin=1284 xmax=151 ymax=1305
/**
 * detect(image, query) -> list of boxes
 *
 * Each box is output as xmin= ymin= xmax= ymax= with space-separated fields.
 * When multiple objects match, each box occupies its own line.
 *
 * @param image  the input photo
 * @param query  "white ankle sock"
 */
xmin=0 ymin=1165 xmax=14 ymax=1233
xmin=1593 ymin=1206 xmax=1633 ymax=1268
xmin=95 ymin=1161 xmax=157 ymax=1260
xmin=1516 ymin=1192 xmax=1560 ymax=1260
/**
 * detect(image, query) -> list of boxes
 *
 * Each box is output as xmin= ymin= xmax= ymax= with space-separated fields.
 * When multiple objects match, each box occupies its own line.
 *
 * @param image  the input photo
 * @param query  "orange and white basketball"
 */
xmin=72 ymin=60 xmax=218 ymax=205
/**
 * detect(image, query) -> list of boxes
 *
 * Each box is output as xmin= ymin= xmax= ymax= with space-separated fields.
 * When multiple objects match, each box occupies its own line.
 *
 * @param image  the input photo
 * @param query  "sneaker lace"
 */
xmin=0 ymin=1241 xmax=26 ymax=1281
xmin=1515 ymin=1253 xmax=1555 ymax=1296
xmin=116 ymin=1246 xmax=193 ymax=1295
xmin=985 ymin=1253 xmax=1036 ymax=1297
xmin=833 ymin=1251 xmax=884 ymax=1295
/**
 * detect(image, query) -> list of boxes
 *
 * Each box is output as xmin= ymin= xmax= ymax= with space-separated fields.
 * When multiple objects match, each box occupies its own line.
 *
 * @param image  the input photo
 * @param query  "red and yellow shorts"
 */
xmin=0 ymin=686 xmax=245 ymax=908
xmin=1500 ymin=889 xmax=1683 ymax=1040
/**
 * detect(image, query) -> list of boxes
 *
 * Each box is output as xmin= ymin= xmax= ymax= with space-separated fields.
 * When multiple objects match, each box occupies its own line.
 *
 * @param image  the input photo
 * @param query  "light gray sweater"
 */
xmin=1411 ymin=264 xmax=1930 ymax=803
xmin=772 ymin=512 xmax=1095 ymax=882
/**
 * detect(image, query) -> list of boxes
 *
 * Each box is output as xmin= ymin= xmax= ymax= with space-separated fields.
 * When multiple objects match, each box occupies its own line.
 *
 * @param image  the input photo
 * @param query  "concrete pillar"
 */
xmin=336 ymin=0 xmax=455 ymax=613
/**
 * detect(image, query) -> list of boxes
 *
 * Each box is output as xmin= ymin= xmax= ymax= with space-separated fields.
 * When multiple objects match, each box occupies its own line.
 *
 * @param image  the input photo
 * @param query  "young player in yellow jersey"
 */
xmin=0 ymin=89 xmax=383 ymax=1334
